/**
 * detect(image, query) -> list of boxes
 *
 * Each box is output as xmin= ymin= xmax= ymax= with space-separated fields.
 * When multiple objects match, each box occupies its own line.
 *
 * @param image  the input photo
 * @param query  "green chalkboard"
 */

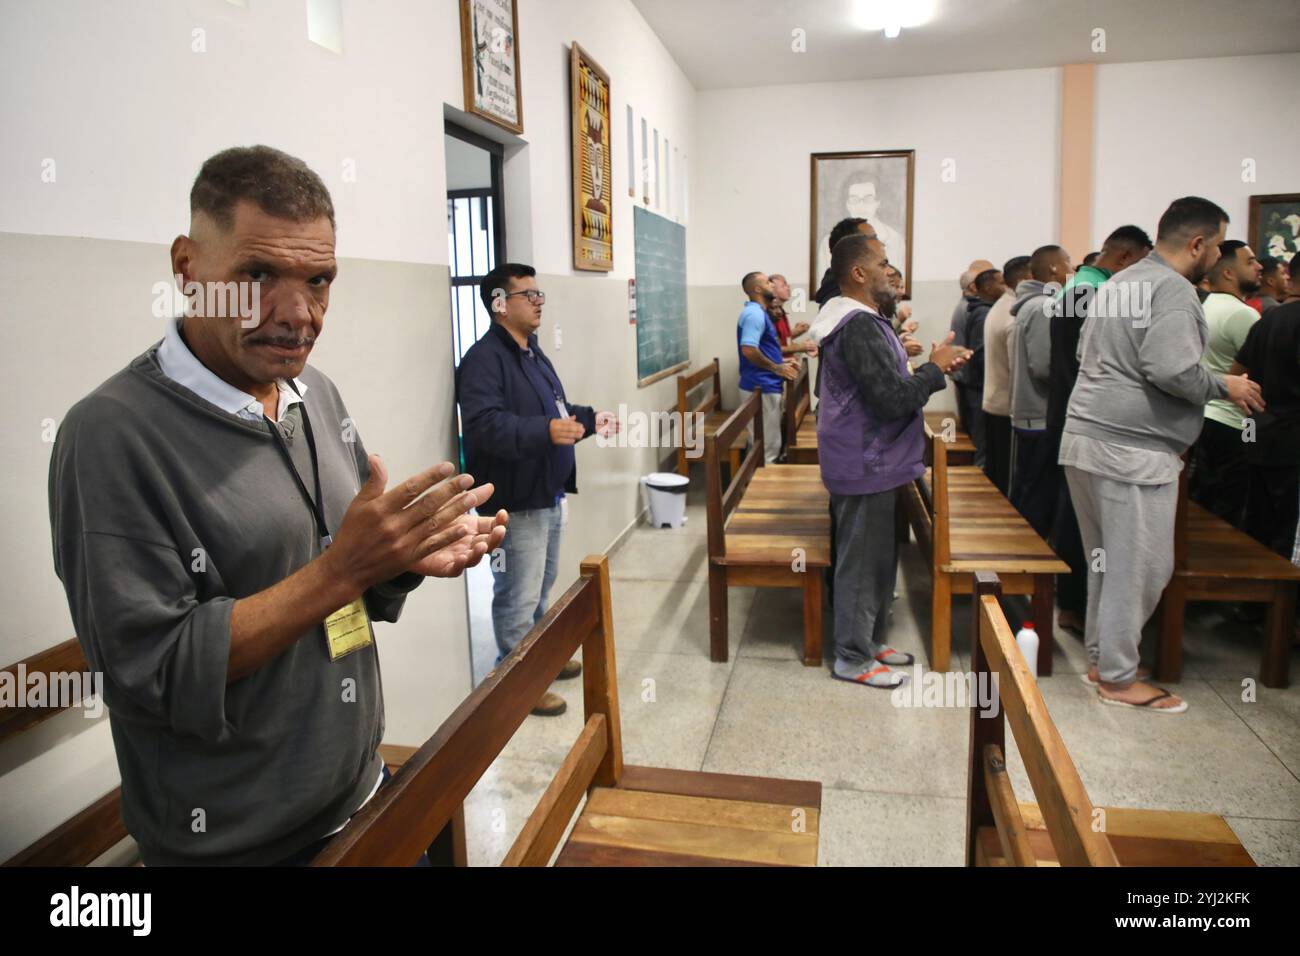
xmin=633 ymin=206 xmax=689 ymax=386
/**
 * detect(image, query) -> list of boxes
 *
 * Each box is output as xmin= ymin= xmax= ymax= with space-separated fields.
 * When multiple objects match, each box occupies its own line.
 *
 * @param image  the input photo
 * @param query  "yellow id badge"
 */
xmin=324 ymin=598 xmax=374 ymax=661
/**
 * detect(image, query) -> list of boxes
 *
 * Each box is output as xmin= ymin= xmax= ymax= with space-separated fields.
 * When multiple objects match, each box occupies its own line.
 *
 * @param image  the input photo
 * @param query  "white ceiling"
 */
xmin=630 ymin=0 xmax=1300 ymax=90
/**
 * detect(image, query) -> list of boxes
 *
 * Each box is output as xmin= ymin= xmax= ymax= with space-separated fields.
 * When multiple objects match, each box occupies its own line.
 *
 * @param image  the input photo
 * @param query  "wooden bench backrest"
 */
xmin=313 ymin=555 xmax=623 ymax=867
xmin=966 ymin=573 xmax=1118 ymax=867
xmin=676 ymin=358 xmax=724 ymax=475
xmin=703 ymin=391 xmax=764 ymax=561
xmin=784 ymin=357 xmax=810 ymax=440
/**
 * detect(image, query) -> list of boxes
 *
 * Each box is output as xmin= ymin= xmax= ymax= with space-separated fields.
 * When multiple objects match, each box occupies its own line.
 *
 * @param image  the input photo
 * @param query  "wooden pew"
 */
xmin=923 ymin=410 xmax=976 ymax=465
xmin=967 ymin=573 xmax=1254 ymax=866
xmin=704 ymin=393 xmax=831 ymax=666
xmin=315 ymin=555 xmax=822 ymax=867
xmin=1158 ymin=467 xmax=1300 ymax=688
xmin=675 ymin=357 xmax=746 ymax=478
xmin=783 ymin=358 xmax=817 ymax=464
xmin=902 ymin=428 xmax=1068 ymax=673
xmin=0 ymin=645 xmax=446 ymax=867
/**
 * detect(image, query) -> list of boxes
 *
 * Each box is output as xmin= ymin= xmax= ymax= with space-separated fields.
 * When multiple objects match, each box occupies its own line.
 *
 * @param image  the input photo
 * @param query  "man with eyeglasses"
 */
xmin=456 ymin=263 xmax=618 ymax=716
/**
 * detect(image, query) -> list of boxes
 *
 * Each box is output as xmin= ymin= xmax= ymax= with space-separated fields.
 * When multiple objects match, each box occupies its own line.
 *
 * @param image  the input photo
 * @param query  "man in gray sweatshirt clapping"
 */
xmin=1060 ymin=197 xmax=1264 ymax=714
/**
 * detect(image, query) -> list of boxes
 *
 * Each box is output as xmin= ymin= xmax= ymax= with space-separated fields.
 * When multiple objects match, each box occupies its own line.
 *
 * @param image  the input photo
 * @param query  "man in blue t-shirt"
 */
xmin=738 ymin=272 xmax=798 ymax=463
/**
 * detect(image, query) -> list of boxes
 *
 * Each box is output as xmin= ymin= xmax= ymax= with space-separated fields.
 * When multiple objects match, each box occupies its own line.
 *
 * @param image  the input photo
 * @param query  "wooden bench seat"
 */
xmin=967 ymin=572 xmax=1253 ymax=867
xmin=903 ymin=430 xmax=1068 ymax=673
xmin=316 ymin=555 xmax=821 ymax=867
xmin=556 ymin=765 xmax=820 ymax=866
xmin=1158 ymin=469 xmax=1299 ymax=688
xmin=706 ymin=392 xmax=831 ymax=666
xmin=783 ymin=358 xmax=817 ymax=464
xmin=676 ymin=358 xmax=746 ymax=477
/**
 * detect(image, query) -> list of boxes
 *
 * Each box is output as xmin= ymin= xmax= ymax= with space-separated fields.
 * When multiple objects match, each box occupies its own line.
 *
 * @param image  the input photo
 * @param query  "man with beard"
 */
xmin=1189 ymin=241 xmax=1263 ymax=526
xmin=1245 ymin=256 xmax=1287 ymax=314
xmin=1060 ymin=197 xmax=1264 ymax=713
xmin=1048 ymin=225 xmax=1152 ymax=635
xmin=738 ymin=271 xmax=798 ymax=463
xmin=814 ymin=234 xmax=969 ymax=687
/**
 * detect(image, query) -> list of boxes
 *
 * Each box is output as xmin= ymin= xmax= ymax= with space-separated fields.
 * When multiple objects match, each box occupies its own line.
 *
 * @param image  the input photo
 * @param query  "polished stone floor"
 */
xmin=462 ymin=485 xmax=1300 ymax=867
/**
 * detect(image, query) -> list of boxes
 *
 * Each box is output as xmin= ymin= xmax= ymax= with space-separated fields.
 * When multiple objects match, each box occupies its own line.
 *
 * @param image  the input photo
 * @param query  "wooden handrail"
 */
xmin=0 ymin=638 xmax=91 ymax=742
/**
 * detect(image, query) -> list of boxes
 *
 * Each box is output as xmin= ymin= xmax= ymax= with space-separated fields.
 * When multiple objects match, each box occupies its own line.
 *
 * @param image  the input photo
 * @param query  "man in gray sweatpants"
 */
xmin=1060 ymin=197 xmax=1264 ymax=712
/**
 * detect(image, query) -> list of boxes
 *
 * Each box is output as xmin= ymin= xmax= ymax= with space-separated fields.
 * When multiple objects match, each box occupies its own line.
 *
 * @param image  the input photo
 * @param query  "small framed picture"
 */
xmin=459 ymin=0 xmax=523 ymax=134
xmin=1248 ymin=193 xmax=1300 ymax=267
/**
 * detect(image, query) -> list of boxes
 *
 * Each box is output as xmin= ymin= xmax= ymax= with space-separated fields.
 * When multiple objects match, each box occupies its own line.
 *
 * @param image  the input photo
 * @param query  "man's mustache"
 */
xmin=246 ymin=333 xmax=316 ymax=347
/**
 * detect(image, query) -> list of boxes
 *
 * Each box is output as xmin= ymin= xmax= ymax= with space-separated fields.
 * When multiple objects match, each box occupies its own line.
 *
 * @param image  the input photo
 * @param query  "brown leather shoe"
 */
xmin=531 ymin=691 xmax=567 ymax=717
xmin=557 ymin=659 xmax=582 ymax=680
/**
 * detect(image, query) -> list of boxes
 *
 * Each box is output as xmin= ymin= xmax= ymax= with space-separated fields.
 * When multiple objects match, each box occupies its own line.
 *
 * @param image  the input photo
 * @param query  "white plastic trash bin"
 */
xmin=641 ymin=472 xmax=689 ymax=528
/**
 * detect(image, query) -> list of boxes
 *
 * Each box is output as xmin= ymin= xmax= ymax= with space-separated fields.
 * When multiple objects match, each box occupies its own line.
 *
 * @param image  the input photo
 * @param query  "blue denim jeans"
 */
xmin=491 ymin=501 xmax=564 ymax=662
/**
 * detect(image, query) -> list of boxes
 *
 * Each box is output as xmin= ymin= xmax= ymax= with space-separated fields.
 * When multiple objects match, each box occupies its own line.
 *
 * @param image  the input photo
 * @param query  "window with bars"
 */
xmin=447 ymin=188 xmax=498 ymax=366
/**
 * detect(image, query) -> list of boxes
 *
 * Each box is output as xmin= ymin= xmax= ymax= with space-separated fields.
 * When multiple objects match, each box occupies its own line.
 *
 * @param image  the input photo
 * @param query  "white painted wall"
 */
xmin=689 ymin=67 xmax=1063 ymax=289
xmin=1093 ymin=53 xmax=1300 ymax=248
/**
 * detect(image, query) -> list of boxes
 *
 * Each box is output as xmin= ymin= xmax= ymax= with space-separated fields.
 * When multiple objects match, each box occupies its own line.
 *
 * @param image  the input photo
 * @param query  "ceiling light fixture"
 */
xmin=853 ymin=0 xmax=935 ymax=39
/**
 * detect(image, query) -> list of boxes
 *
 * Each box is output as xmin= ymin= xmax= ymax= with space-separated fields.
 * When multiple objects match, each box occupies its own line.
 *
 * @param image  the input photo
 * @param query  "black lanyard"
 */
xmin=264 ymin=383 xmax=332 ymax=548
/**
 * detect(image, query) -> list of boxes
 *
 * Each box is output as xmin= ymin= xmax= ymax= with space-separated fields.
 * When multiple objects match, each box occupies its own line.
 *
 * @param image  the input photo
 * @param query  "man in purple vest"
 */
xmin=817 ymin=234 xmax=969 ymax=686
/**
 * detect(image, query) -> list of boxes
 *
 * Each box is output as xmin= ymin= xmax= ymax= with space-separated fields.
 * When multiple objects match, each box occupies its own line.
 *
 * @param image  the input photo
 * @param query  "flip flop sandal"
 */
xmin=833 ymin=665 xmax=905 ymax=689
xmin=874 ymin=647 xmax=915 ymax=666
xmin=1079 ymin=668 xmax=1152 ymax=687
xmin=1097 ymin=688 xmax=1188 ymax=714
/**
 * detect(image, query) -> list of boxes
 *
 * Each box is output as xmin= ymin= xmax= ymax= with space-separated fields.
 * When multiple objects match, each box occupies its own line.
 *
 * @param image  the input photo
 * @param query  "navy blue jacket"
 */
xmin=455 ymin=322 xmax=596 ymax=515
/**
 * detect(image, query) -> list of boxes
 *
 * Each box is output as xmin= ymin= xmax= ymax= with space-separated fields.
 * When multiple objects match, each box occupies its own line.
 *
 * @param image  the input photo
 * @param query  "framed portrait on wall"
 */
xmin=459 ymin=0 xmax=523 ymax=134
xmin=810 ymin=150 xmax=915 ymax=297
xmin=571 ymin=43 xmax=613 ymax=272
xmin=1248 ymin=193 xmax=1300 ymax=267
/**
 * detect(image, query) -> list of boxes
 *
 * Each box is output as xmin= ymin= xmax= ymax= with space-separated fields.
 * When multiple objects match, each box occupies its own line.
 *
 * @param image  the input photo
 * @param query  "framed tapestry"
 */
xmin=571 ymin=43 xmax=613 ymax=272
xmin=810 ymin=150 xmax=914 ymax=297
xmin=459 ymin=0 xmax=523 ymax=134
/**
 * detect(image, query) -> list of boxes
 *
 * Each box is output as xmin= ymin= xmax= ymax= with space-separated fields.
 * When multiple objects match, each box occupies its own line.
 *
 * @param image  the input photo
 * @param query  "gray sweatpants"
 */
xmin=744 ymin=390 xmax=783 ymax=465
xmin=1063 ymin=466 xmax=1177 ymax=685
xmin=830 ymin=490 xmax=898 ymax=667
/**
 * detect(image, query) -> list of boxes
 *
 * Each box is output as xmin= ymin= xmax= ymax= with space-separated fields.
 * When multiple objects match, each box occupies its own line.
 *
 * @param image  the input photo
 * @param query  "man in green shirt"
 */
xmin=1189 ymin=240 xmax=1262 ymax=526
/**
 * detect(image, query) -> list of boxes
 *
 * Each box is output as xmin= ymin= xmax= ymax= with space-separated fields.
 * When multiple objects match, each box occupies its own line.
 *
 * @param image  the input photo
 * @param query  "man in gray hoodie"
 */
xmin=1007 ymin=245 xmax=1072 ymax=537
xmin=1060 ymin=197 xmax=1264 ymax=713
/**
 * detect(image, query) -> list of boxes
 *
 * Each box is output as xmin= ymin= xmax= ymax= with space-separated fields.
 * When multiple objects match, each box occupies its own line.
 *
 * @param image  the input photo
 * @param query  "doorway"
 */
xmin=445 ymin=122 xmax=506 ymax=687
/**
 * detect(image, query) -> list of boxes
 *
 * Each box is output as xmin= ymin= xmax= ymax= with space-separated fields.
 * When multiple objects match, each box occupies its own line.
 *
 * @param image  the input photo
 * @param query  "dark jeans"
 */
xmin=959 ymin=388 xmax=987 ymax=468
xmin=1242 ymin=461 xmax=1300 ymax=558
xmin=270 ymin=764 xmax=436 ymax=867
xmin=1010 ymin=428 xmax=1058 ymax=540
xmin=1190 ymin=418 xmax=1249 ymax=527
xmin=983 ymin=413 xmax=1012 ymax=497
xmin=1053 ymin=470 xmax=1088 ymax=616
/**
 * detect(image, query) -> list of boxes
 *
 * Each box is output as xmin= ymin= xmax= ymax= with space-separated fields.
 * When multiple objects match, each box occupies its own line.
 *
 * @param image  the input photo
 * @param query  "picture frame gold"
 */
xmin=571 ymin=43 xmax=613 ymax=272
xmin=459 ymin=0 xmax=524 ymax=135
